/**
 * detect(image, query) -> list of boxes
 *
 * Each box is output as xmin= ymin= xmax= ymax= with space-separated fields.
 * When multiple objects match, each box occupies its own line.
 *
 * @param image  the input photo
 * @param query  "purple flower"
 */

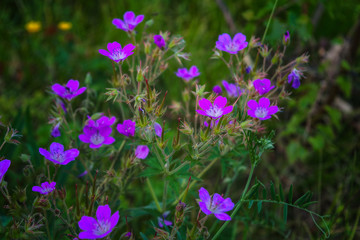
xmin=197 ymin=96 xmax=233 ymax=119
xmin=198 ymin=187 xmax=234 ymax=221
xmin=253 ymin=79 xmax=275 ymax=95
xmin=99 ymin=42 xmax=136 ymax=62
xmin=284 ymin=31 xmax=290 ymax=44
xmin=222 ymin=80 xmax=241 ymax=98
xmin=247 ymin=97 xmax=278 ymax=120
xmin=52 ymin=79 xmax=86 ymax=101
xmin=154 ymin=35 xmax=166 ymax=49
xmin=78 ymin=204 xmax=119 ymax=239
xmin=116 ymin=119 xmax=136 ymax=137
xmin=288 ymin=68 xmax=301 ymax=89
xmin=32 ymin=181 xmax=56 ymax=195
xmin=0 ymin=159 xmax=11 ymax=183
xmin=39 ymin=142 xmax=79 ymax=165
xmin=212 ymin=85 xmax=222 ymax=95
xmin=124 ymin=232 xmax=132 ymax=238
xmin=158 ymin=211 xmax=172 ymax=228
xmin=112 ymin=11 xmax=144 ymax=32
xmin=79 ymin=116 xmax=116 ymax=149
xmin=135 ymin=145 xmax=149 ymax=159
xmin=51 ymin=124 xmax=61 ymax=138
xmin=245 ymin=66 xmax=252 ymax=74
xmin=175 ymin=66 xmax=200 ymax=82
xmin=154 ymin=122 xmax=162 ymax=137
xmin=57 ymin=99 xmax=67 ymax=113
xmin=78 ymin=171 xmax=88 ymax=178
xmin=204 ymin=119 xmax=219 ymax=129
xmin=216 ymin=33 xmax=248 ymax=54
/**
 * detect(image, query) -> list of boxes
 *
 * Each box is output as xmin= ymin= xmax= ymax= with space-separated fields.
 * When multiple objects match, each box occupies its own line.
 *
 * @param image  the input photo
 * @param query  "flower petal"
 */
xmin=258 ymin=97 xmax=270 ymax=108
xmin=110 ymin=211 xmax=120 ymax=228
xmin=135 ymin=15 xmax=144 ymax=24
xmin=124 ymin=11 xmax=135 ymax=22
xmin=78 ymin=216 xmax=97 ymax=231
xmin=214 ymin=213 xmax=231 ymax=221
xmin=198 ymin=187 xmax=210 ymax=203
xmin=66 ymin=80 xmax=79 ymax=92
xmin=221 ymin=105 xmax=233 ymax=115
xmin=247 ymin=100 xmax=258 ymax=109
xmin=198 ymin=201 xmax=212 ymax=215
xmin=64 ymin=149 xmax=80 ymax=160
xmin=216 ymin=198 xmax=235 ymax=212
xmin=214 ymin=96 xmax=227 ymax=109
xmin=268 ymin=105 xmax=278 ymax=115
xmin=198 ymin=98 xmax=212 ymax=111
xmin=96 ymin=205 xmax=111 ymax=222
xmin=50 ymin=142 xmax=64 ymax=153
xmin=39 ymin=148 xmax=51 ymax=159
xmin=233 ymin=33 xmax=246 ymax=43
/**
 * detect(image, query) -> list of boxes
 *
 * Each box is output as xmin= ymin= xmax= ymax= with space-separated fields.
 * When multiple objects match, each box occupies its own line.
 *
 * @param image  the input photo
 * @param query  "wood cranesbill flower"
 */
xmin=39 ymin=142 xmax=79 ymax=165
xmin=247 ymin=97 xmax=278 ymax=120
xmin=112 ymin=11 xmax=144 ymax=32
xmin=197 ymin=96 xmax=233 ymax=119
xmin=79 ymin=116 xmax=116 ymax=149
xmin=222 ymin=80 xmax=241 ymax=97
xmin=216 ymin=33 xmax=248 ymax=54
xmin=52 ymin=79 xmax=86 ymax=101
xmin=253 ymin=78 xmax=275 ymax=95
xmin=116 ymin=119 xmax=136 ymax=137
xmin=135 ymin=145 xmax=149 ymax=159
xmin=198 ymin=187 xmax=234 ymax=221
xmin=78 ymin=204 xmax=119 ymax=239
xmin=0 ymin=159 xmax=11 ymax=183
xmin=212 ymin=85 xmax=222 ymax=95
xmin=283 ymin=30 xmax=290 ymax=45
xmin=158 ymin=211 xmax=172 ymax=228
xmin=99 ymin=42 xmax=136 ymax=62
xmin=51 ymin=123 xmax=61 ymax=138
xmin=288 ymin=68 xmax=301 ymax=89
xmin=154 ymin=35 xmax=166 ymax=49
xmin=175 ymin=66 xmax=200 ymax=82
xmin=32 ymin=181 xmax=56 ymax=195
xmin=154 ymin=122 xmax=162 ymax=137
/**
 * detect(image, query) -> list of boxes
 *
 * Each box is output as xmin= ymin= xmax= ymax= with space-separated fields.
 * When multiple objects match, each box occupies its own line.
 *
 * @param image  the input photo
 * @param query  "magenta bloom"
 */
xmin=154 ymin=122 xmax=162 ymax=137
xmin=198 ymin=187 xmax=234 ymax=221
xmin=32 ymin=182 xmax=56 ymax=195
xmin=51 ymin=123 xmax=61 ymax=138
xmin=99 ymin=42 xmax=136 ymax=62
xmin=253 ymin=79 xmax=275 ymax=95
xmin=284 ymin=31 xmax=290 ymax=44
xmin=154 ymin=35 xmax=166 ymax=49
xmin=39 ymin=142 xmax=79 ymax=165
xmin=78 ymin=205 xmax=119 ymax=239
xmin=175 ymin=66 xmax=200 ymax=82
xmin=52 ymin=80 xmax=86 ymax=101
xmin=112 ymin=11 xmax=144 ymax=32
xmin=213 ymin=85 xmax=222 ymax=95
xmin=135 ymin=145 xmax=149 ymax=159
xmin=247 ymin=97 xmax=278 ymax=120
xmin=197 ymin=96 xmax=233 ymax=119
xmin=158 ymin=211 xmax=172 ymax=228
xmin=222 ymin=80 xmax=241 ymax=98
xmin=216 ymin=33 xmax=248 ymax=54
xmin=288 ymin=68 xmax=301 ymax=89
xmin=79 ymin=116 xmax=116 ymax=149
xmin=116 ymin=119 xmax=136 ymax=137
xmin=0 ymin=159 xmax=11 ymax=183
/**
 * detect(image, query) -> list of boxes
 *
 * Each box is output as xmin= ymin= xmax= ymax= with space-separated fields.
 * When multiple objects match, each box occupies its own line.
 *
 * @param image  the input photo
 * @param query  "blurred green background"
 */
xmin=1 ymin=0 xmax=360 ymax=239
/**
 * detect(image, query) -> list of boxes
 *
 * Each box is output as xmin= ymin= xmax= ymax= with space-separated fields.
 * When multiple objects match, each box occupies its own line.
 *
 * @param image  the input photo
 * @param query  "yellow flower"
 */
xmin=25 ymin=21 xmax=41 ymax=33
xmin=58 ymin=21 xmax=72 ymax=31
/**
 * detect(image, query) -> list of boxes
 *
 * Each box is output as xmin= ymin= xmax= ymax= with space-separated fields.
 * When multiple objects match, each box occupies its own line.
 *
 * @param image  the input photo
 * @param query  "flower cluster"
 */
xmin=79 ymin=116 xmax=116 ymax=148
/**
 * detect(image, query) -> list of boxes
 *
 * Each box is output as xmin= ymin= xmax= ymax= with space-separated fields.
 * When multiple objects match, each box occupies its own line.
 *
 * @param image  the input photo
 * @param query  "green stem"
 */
xmin=44 ymin=210 xmax=51 ymax=240
xmin=162 ymin=178 xmax=169 ymax=212
xmin=146 ymin=178 xmax=162 ymax=212
xmin=261 ymin=0 xmax=278 ymax=43
xmin=211 ymin=164 xmax=256 ymax=240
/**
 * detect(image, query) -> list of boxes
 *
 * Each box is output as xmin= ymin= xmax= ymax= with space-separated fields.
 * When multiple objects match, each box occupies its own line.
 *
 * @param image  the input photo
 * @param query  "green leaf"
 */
xmin=248 ymin=200 xmax=254 ymax=209
xmin=283 ymin=204 xmax=288 ymax=224
xmin=288 ymin=185 xmax=293 ymax=204
xmin=294 ymin=191 xmax=311 ymax=206
xmin=140 ymin=232 xmax=148 ymax=240
xmin=270 ymin=181 xmax=276 ymax=200
xmin=257 ymin=201 xmax=262 ymax=213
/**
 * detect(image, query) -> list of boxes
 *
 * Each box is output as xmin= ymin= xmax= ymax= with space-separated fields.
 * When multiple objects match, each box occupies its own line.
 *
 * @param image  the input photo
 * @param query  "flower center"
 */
xmin=226 ymin=42 xmax=238 ymax=52
xmin=93 ymin=220 xmax=110 ymax=236
xmin=90 ymin=133 xmax=105 ymax=145
xmin=206 ymin=105 xmax=223 ymax=118
xmin=51 ymin=151 xmax=65 ymax=163
xmin=255 ymin=107 xmax=269 ymax=119
xmin=110 ymin=48 xmax=126 ymax=61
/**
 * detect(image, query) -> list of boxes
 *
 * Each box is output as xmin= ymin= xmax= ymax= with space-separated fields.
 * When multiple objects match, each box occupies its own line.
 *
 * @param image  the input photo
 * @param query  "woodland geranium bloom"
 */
xmin=51 ymin=123 xmax=61 ymax=138
xmin=154 ymin=122 xmax=162 ymax=137
xmin=247 ymin=97 xmax=278 ymax=120
xmin=99 ymin=42 xmax=136 ymax=62
xmin=32 ymin=182 xmax=56 ymax=195
xmin=197 ymin=96 xmax=233 ymax=119
xmin=213 ymin=85 xmax=222 ymax=94
xmin=284 ymin=31 xmax=290 ymax=44
xmin=52 ymin=79 xmax=86 ymax=101
xmin=78 ymin=205 xmax=119 ymax=239
xmin=198 ymin=187 xmax=234 ymax=221
xmin=79 ymin=116 xmax=116 ymax=148
xmin=288 ymin=68 xmax=301 ymax=89
xmin=0 ymin=159 xmax=11 ymax=183
xmin=154 ymin=35 xmax=166 ymax=49
xmin=135 ymin=145 xmax=149 ymax=159
xmin=175 ymin=66 xmax=200 ymax=82
xmin=39 ymin=142 xmax=79 ymax=165
xmin=158 ymin=211 xmax=172 ymax=228
xmin=112 ymin=11 xmax=144 ymax=32
xmin=116 ymin=119 xmax=136 ymax=137
xmin=253 ymin=79 xmax=275 ymax=95
xmin=216 ymin=33 xmax=248 ymax=54
xmin=222 ymin=80 xmax=241 ymax=97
